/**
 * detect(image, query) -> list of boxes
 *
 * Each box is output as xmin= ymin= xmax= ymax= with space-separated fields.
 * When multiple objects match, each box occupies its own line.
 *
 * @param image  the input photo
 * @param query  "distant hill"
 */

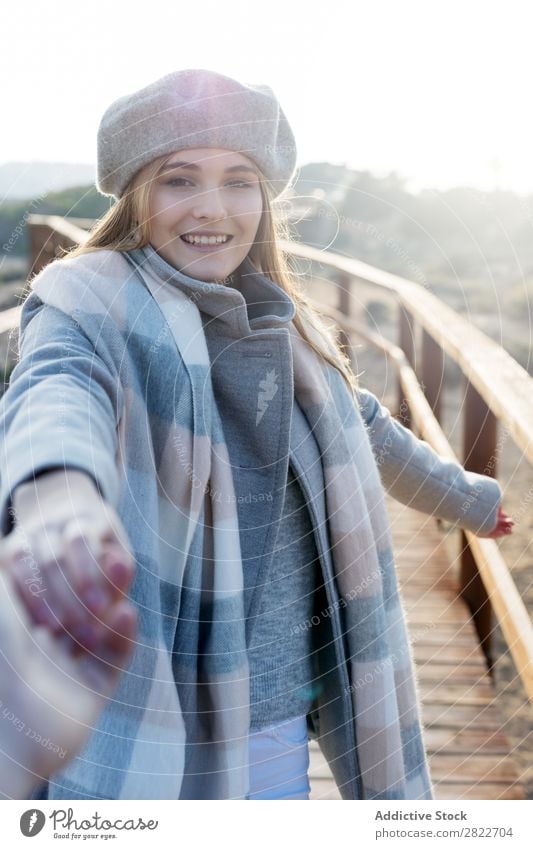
xmin=291 ymin=162 xmax=533 ymax=292
xmin=0 ymin=161 xmax=96 ymax=200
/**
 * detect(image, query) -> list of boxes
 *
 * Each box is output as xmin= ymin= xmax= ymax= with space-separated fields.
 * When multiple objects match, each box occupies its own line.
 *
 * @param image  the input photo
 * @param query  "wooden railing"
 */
xmin=26 ymin=214 xmax=95 ymax=276
xmin=281 ymin=239 xmax=533 ymax=702
xmin=5 ymin=214 xmax=533 ymax=704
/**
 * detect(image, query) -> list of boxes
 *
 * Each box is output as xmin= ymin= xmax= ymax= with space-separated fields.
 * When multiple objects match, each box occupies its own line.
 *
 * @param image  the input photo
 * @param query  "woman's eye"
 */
xmin=167 ymin=177 xmax=192 ymax=187
xmin=227 ymin=180 xmax=252 ymax=188
xmin=166 ymin=178 xmax=252 ymax=188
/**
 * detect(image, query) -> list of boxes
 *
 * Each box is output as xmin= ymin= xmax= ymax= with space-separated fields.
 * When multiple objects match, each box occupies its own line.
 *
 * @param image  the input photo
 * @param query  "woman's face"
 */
xmin=147 ymin=147 xmax=264 ymax=282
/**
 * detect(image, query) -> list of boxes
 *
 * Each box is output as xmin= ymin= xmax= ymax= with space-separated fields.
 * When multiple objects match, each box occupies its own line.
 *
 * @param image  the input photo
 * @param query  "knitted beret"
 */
xmin=96 ymin=68 xmax=298 ymax=200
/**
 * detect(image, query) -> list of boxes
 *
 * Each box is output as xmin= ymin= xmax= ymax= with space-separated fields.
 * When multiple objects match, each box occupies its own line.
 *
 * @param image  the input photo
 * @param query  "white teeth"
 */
xmin=182 ymin=234 xmax=229 ymax=245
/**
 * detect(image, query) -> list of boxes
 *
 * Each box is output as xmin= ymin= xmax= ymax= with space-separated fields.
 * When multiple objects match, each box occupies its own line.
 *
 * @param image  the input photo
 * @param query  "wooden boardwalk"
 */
xmin=308 ymin=497 xmax=526 ymax=800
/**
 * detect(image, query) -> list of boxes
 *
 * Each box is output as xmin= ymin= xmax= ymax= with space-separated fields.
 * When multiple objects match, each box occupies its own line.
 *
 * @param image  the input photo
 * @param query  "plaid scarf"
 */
xmin=23 ymin=247 xmax=434 ymax=800
xmin=133 ymin=254 xmax=434 ymax=800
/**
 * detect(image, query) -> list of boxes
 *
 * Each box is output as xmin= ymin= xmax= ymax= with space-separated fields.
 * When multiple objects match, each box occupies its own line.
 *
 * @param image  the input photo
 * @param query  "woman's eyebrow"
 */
xmin=159 ymin=160 xmax=259 ymax=176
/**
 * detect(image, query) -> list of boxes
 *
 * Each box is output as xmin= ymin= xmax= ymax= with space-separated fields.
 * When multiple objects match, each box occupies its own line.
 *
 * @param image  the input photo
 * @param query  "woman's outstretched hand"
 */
xmin=477 ymin=506 xmax=515 ymax=538
xmin=2 ymin=469 xmax=136 ymax=653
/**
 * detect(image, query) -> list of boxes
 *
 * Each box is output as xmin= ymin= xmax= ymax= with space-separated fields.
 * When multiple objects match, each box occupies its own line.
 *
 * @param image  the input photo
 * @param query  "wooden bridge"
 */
xmin=309 ymin=496 xmax=528 ymax=799
xmin=2 ymin=215 xmax=532 ymax=800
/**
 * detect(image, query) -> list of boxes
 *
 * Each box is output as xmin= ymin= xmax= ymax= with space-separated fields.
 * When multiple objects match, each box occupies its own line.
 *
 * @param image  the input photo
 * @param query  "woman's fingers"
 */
xmin=495 ymin=507 xmax=514 ymax=535
xmin=56 ymin=526 xmax=134 ymax=649
xmin=60 ymin=533 xmax=135 ymax=652
xmin=479 ymin=506 xmax=515 ymax=538
xmin=6 ymin=533 xmax=62 ymax=629
xmin=97 ymin=600 xmax=138 ymax=669
xmin=6 ymin=531 xmax=132 ymax=652
xmin=62 ymin=515 xmax=134 ymax=602
xmin=2 ymin=505 xmax=136 ymax=657
xmin=98 ymin=543 xmax=135 ymax=599
xmin=62 ymin=529 xmax=109 ymax=615
xmin=75 ymin=600 xmax=138 ymax=694
xmin=38 ymin=555 xmax=85 ymax=635
xmin=9 ymin=530 xmax=94 ymax=638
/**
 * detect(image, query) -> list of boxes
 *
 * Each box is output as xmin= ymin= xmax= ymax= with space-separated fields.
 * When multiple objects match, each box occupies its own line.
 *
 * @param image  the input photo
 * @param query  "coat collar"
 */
xmin=126 ymin=243 xmax=297 ymax=339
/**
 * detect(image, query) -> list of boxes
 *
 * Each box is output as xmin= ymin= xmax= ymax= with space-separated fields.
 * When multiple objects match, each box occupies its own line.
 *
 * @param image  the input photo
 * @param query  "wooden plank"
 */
xmin=401 ymin=591 xmax=464 ymax=602
xmin=415 ymin=659 xmax=487 ymax=671
xmin=399 ymin=578 xmax=462 ymax=591
xmin=401 ymin=591 xmax=467 ymax=602
xmin=397 ymin=567 xmax=458 ymax=578
xmin=403 ymin=618 xmax=478 ymax=637
xmin=432 ymin=782 xmax=525 ymax=800
xmin=404 ymin=598 xmax=472 ymax=613
xmin=422 ymin=703 xmax=504 ymax=730
xmin=413 ymin=644 xmax=487 ymax=664
xmin=406 ymin=610 xmax=473 ymax=624
xmin=416 ymin=670 xmax=492 ymax=686
xmin=424 ymin=727 xmax=512 ymax=755
xmin=399 ymin=579 xmax=458 ymax=590
xmin=408 ymin=631 xmax=478 ymax=647
xmin=419 ymin=685 xmax=494 ymax=704
xmin=428 ymin=754 xmax=521 ymax=783
xmin=307 ymin=497 xmax=527 ymax=801
xmin=404 ymin=612 xmax=472 ymax=623
xmin=409 ymin=619 xmax=478 ymax=631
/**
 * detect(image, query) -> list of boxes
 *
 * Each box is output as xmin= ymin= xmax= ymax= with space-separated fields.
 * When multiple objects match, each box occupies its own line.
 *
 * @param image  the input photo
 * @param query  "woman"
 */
xmin=0 ymin=69 xmax=513 ymax=801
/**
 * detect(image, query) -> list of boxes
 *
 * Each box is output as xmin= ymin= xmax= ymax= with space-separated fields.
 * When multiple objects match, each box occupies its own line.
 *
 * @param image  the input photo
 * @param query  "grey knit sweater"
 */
xmin=248 ymin=461 xmax=321 ymax=729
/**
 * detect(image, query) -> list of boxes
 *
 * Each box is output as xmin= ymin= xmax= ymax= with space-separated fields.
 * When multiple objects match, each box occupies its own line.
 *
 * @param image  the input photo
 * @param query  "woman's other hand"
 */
xmin=1 ymin=469 xmax=135 ymax=652
xmin=477 ymin=506 xmax=515 ymax=538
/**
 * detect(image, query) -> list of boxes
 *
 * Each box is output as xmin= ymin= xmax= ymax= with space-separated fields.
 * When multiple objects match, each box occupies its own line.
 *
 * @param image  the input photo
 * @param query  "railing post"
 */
xmin=27 ymin=218 xmax=81 ymax=279
xmin=460 ymin=378 xmax=498 ymax=672
xmin=336 ymin=272 xmax=353 ymax=369
xmin=421 ymin=329 xmax=444 ymax=422
xmin=398 ymin=304 xmax=416 ymax=428
xmin=336 ymin=271 xmax=350 ymax=318
xmin=28 ymin=223 xmax=56 ymax=277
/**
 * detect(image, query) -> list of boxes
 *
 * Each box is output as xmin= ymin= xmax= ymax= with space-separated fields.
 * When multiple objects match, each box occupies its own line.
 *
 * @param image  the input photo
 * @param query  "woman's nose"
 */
xmin=191 ymin=187 xmax=228 ymax=219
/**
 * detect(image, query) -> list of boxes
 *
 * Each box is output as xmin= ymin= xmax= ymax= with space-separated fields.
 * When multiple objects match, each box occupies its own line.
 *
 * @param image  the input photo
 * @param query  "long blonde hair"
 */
xmin=63 ymin=153 xmax=359 ymax=392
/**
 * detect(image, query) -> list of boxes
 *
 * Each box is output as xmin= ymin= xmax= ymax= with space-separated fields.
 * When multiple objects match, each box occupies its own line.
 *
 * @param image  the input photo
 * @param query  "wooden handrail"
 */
xmin=28 ymin=214 xmax=92 ymax=243
xmin=281 ymin=238 xmax=533 ymax=466
xmin=311 ymin=299 xmax=533 ymax=702
xmin=467 ymin=533 xmax=533 ymax=702
xmin=284 ymin=238 xmax=533 ymax=675
xmin=2 ymin=216 xmax=532 ymax=703
xmin=27 ymin=214 xmax=90 ymax=277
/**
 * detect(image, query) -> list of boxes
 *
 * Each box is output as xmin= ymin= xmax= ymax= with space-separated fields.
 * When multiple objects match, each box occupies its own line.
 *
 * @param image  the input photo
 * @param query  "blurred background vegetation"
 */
xmin=1 ymin=161 xmax=532 ymax=373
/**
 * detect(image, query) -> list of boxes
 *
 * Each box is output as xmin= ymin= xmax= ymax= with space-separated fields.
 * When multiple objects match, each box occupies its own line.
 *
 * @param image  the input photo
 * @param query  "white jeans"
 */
xmin=246 ymin=715 xmax=311 ymax=800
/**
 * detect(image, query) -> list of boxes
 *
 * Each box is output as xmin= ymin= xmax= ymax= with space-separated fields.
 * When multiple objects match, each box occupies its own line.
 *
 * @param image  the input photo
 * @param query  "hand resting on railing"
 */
xmin=475 ymin=505 xmax=515 ymax=539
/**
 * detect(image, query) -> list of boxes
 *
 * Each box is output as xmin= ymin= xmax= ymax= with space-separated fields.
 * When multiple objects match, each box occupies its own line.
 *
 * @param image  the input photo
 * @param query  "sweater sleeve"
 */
xmin=0 ymin=292 xmax=124 ymax=536
xmin=356 ymin=387 xmax=502 ymax=535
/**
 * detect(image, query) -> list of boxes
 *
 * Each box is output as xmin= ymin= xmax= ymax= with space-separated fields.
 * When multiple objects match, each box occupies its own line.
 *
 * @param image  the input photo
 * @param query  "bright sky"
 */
xmin=3 ymin=0 xmax=532 ymax=193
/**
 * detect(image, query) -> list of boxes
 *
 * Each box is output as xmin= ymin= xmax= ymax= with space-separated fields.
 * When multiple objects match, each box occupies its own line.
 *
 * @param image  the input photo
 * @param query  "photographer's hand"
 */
xmin=0 ymin=554 xmax=137 ymax=798
xmin=2 ymin=469 xmax=135 ymax=652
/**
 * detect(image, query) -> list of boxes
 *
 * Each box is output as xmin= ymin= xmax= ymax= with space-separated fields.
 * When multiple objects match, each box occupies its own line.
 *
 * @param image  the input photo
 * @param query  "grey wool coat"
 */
xmin=0 ymin=245 xmax=501 ymax=799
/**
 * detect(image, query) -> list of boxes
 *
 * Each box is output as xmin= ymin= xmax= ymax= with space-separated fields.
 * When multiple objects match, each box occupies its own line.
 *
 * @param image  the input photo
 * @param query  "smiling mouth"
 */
xmin=180 ymin=233 xmax=234 ymax=247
